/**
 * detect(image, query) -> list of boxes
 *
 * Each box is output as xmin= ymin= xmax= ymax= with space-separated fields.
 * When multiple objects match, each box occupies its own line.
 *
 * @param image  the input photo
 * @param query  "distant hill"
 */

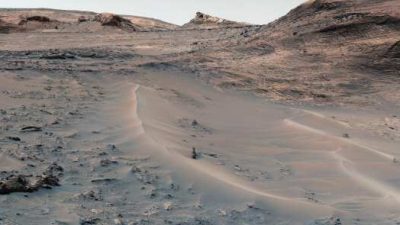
xmin=182 ymin=12 xmax=248 ymax=29
xmin=0 ymin=8 xmax=178 ymax=33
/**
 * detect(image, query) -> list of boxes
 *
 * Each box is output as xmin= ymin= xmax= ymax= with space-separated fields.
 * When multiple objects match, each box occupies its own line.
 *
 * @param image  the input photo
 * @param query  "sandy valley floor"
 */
xmin=1 ymin=64 xmax=399 ymax=225
xmin=1 ymin=2 xmax=400 ymax=224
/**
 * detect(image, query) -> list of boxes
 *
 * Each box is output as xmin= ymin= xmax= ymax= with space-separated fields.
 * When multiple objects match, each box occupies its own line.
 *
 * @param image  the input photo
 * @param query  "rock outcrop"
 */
xmin=14 ymin=15 xmax=63 ymax=31
xmin=182 ymin=12 xmax=246 ymax=29
xmin=0 ymin=164 xmax=63 ymax=194
xmin=19 ymin=15 xmax=52 ymax=25
xmin=93 ymin=13 xmax=140 ymax=31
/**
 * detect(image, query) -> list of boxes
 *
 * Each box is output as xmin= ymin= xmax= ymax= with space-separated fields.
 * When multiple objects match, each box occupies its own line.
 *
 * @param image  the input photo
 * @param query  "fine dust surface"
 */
xmin=1 ymin=69 xmax=400 ymax=225
xmin=131 ymin=70 xmax=400 ymax=224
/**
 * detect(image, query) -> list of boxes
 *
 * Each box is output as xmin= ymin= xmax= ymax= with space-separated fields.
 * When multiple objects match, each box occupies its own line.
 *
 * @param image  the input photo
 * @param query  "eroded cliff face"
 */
xmin=249 ymin=0 xmax=400 ymax=73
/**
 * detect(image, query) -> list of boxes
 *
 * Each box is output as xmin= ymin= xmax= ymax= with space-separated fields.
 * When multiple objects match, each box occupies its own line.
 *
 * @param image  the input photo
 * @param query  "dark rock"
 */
xmin=78 ymin=16 xmax=88 ymax=23
xmin=0 ymin=175 xmax=30 ymax=194
xmin=18 ymin=16 xmax=52 ymax=25
xmin=131 ymin=166 xmax=142 ymax=173
xmin=26 ymin=16 xmax=51 ymax=23
xmin=7 ymin=136 xmax=21 ymax=141
xmin=80 ymin=218 xmax=101 ymax=225
xmin=0 ymin=164 xmax=62 ymax=194
xmin=40 ymin=53 xmax=76 ymax=60
xmin=21 ymin=126 xmax=42 ymax=132
xmin=106 ymin=144 xmax=118 ymax=151
xmin=45 ymin=163 xmax=64 ymax=177
xmin=91 ymin=178 xmax=118 ymax=183
xmin=192 ymin=147 xmax=198 ymax=159
xmin=80 ymin=190 xmax=103 ymax=201
xmin=36 ymin=174 xmax=60 ymax=188
xmin=100 ymin=159 xmax=118 ymax=167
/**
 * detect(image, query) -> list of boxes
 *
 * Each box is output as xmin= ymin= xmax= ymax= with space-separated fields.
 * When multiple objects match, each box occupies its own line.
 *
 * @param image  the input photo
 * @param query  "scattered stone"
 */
xmin=20 ymin=126 xmax=42 ymax=132
xmin=100 ymin=159 xmax=118 ymax=167
xmin=131 ymin=166 xmax=142 ymax=173
xmin=305 ymin=191 xmax=318 ymax=203
xmin=0 ymin=173 xmax=60 ymax=194
xmin=107 ymin=144 xmax=118 ymax=151
xmin=217 ymin=209 xmax=227 ymax=216
xmin=34 ymin=174 xmax=60 ymax=188
xmin=80 ymin=190 xmax=103 ymax=201
xmin=192 ymin=147 xmax=198 ymax=159
xmin=114 ymin=218 xmax=124 ymax=225
xmin=45 ymin=163 xmax=64 ymax=177
xmin=91 ymin=178 xmax=118 ymax=183
xmin=80 ymin=218 xmax=101 ymax=225
xmin=163 ymin=202 xmax=173 ymax=211
xmin=234 ymin=165 xmax=241 ymax=171
xmin=203 ymin=153 xmax=218 ymax=158
xmin=334 ymin=218 xmax=342 ymax=225
xmin=0 ymin=175 xmax=30 ymax=194
xmin=40 ymin=53 xmax=76 ymax=60
xmin=78 ymin=16 xmax=88 ymax=23
xmin=7 ymin=136 xmax=21 ymax=141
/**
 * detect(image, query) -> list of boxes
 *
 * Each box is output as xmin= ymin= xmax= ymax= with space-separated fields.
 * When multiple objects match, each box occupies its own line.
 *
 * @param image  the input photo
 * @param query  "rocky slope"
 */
xmin=1 ymin=1 xmax=398 ymax=106
xmin=168 ymin=0 xmax=400 ymax=106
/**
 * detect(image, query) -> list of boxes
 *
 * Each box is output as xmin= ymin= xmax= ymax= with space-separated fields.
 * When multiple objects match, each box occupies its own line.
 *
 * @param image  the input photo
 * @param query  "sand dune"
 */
xmin=332 ymin=151 xmax=400 ymax=203
xmin=133 ymin=84 xmax=337 ymax=218
xmin=1 ymin=69 xmax=399 ymax=224
xmin=123 ymin=70 xmax=400 ymax=224
xmin=283 ymin=118 xmax=396 ymax=161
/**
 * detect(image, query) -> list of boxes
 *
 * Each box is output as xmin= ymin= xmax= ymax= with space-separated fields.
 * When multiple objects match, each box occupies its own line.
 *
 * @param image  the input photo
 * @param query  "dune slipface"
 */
xmin=0 ymin=1 xmax=400 ymax=224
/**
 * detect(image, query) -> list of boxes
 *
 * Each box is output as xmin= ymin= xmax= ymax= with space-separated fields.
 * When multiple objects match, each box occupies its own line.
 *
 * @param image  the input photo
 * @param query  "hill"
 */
xmin=0 ymin=8 xmax=178 ymax=33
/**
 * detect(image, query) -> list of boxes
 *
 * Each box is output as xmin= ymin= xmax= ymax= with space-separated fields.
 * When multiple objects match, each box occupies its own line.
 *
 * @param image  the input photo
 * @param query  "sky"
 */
xmin=0 ymin=0 xmax=306 ymax=25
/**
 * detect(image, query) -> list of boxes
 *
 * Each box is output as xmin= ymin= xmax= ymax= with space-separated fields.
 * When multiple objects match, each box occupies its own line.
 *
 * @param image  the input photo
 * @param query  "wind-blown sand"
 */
xmin=133 ymin=69 xmax=400 ymax=223
xmin=1 ymin=1 xmax=400 ymax=224
xmin=1 ymin=66 xmax=400 ymax=225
